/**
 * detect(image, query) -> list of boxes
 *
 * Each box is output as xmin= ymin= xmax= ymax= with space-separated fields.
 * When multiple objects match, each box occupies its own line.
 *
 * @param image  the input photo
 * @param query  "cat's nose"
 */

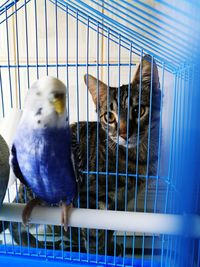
xmin=119 ymin=122 xmax=134 ymax=140
xmin=119 ymin=121 xmax=127 ymax=140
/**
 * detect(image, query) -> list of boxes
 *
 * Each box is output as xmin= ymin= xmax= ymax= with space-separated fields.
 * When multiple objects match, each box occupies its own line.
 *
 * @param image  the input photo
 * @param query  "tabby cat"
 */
xmin=6 ymin=55 xmax=161 ymax=255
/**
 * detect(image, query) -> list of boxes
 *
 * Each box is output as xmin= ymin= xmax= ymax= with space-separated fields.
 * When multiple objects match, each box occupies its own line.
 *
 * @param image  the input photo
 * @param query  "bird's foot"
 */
xmin=61 ymin=202 xmax=73 ymax=232
xmin=22 ymin=198 xmax=42 ymax=226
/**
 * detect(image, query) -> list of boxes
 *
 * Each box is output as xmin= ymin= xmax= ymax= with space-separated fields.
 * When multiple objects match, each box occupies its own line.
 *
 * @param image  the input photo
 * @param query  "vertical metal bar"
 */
xmin=174 ymin=236 xmax=180 ymax=266
xmin=24 ymin=187 xmax=30 ymax=255
xmin=164 ymin=235 xmax=170 ymax=266
xmin=164 ymin=71 xmax=177 ymax=207
xmin=131 ymin=235 xmax=136 ymax=264
xmin=44 ymin=224 xmax=47 ymax=258
xmin=178 ymin=69 xmax=187 ymax=191
xmin=1 ymin=185 xmax=8 ymax=253
xmin=135 ymin=49 xmax=143 ymax=211
xmin=115 ymin=34 xmax=121 ymax=211
xmin=178 ymin=69 xmax=191 ymax=239
xmin=132 ymin=50 xmax=143 ymax=266
xmin=26 ymin=224 xmax=31 ymax=255
xmin=86 ymin=17 xmax=90 ymax=260
xmin=86 ymin=18 xmax=89 ymax=207
xmin=144 ymin=56 xmax=154 ymax=208
xmin=134 ymin=50 xmax=143 ymax=265
xmin=173 ymin=69 xmax=187 ymax=264
xmin=69 ymin=226 xmax=72 ymax=260
xmin=5 ymin=9 xmax=13 ymax=108
xmin=60 ymin=226 xmax=64 ymax=259
xmin=155 ymin=63 xmax=164 ymax=209
xmin=105 ymin=28 xmax=110 ymax=261
xmin=44 ymin=0 xmax=48 ymax=76
xmin=24 ymin=187 xmax=39 ymax=254
xmin=164 ymin=72 xmax=178 ymax=265
xmin=172 ymin=69 xmax=183 ymax=197
xmin=151 ymin=63 xmax=164 ymax=266
xmin=0 ymin=67 xmax=5 ymax=117
xmin=160 ymin=235 xmax=166 ymax=267
xmin=123 ymin=41 xmax=132 ymax=264
xmin=1 ymin=221 xmax=7 ymax=253
xmin=52 ymin=225 xmax=55 ymax=258
xmin=113 ymin=33 xmax=121 ymax=264
xmin=66 ymin=6 xmax=70 ymax=125
xmin=172 ymin=71 xmax=182 ymax=208
xmin=186 ymin=66 xmax=194 ymax=143
xmin=14 ymin=180 xmax=23 ymax=255
xmin=142 ymin=55 xmax=154 ymax=267
xmin=15 ymin=224 xmax=21 ymax=255
xmin=125 ymin=42 xmax=132 ymax=210
xmin=76 ymin=10 xmax=80 ymax=142
xmin=14 ymin=1 xmax=21 ymax=109
xmin=168 ymin=72 xmax=182 ymax=265
xmin=35 ymin=223 xmax=39 ymax=254
xmin=75 ymin=10 xmax=81 ymax=260
xmin=15 ymin=180 xmax=19 ymax=203
xmin=34 ymin=0 xmax=39 ymax=255
xmin=95 ymin=21 xmax=100 ymax=262
xmin=170 ymin=71 xmax=184 ymax=266
xmin=55 ymin=0 xmax=58 ymax=78
xmin=23 ymin=186 xmax=30 ymax=254
xmin=24 ymin=0 xmax=30 ymax=89
xmin=7 ymin=188 xmax=15 ymax=253
xmin=34 ymin=0 xmax=39 ymax=79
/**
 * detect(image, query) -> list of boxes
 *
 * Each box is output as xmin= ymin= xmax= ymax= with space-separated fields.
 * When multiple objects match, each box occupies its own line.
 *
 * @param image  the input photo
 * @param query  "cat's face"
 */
xmin=84 ymin=55 xmax=161 ymax=148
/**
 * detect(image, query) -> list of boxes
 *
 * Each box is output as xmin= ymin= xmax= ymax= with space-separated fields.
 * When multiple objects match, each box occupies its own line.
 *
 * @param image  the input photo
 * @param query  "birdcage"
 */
xmin=0 ymin=0 xmax=199 ymax=266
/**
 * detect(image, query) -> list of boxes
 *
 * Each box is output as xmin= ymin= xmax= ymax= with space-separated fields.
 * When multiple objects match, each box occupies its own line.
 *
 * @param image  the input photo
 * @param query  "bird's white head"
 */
xmin=21 ymin=76 xmax=68 ymax=129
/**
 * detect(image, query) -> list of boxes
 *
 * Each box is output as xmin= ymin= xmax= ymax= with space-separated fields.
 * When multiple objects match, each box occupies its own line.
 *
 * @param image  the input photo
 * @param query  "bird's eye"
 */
xmin=104 ymin=112 xmax=115 ymax=123
xmin=54 ymin=93 xmax=64 ymax=99
xmin=133 ymin=106 xmax=146 ymax=118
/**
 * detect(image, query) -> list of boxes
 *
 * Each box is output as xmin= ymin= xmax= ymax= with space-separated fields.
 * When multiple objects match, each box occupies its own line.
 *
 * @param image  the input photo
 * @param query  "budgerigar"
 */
xmin=0 ymin=135 xmax=10 ymax=233
xmin=10 ymin=76 xmax=80 ymax=231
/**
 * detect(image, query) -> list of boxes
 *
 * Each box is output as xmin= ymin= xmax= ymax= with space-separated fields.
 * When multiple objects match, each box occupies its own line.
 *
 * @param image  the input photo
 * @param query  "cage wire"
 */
xmin=0 ymin=0 xmax=199 ymax=266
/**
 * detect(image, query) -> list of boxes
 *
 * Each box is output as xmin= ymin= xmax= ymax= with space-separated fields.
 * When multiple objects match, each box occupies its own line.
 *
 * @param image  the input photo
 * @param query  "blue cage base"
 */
xmin=0 ymin=245 xmax=161 ymax=267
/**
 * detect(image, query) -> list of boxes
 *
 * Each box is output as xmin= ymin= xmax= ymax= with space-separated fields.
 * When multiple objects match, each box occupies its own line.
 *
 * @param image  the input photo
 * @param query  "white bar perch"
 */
xmin=0 ymin=203 xmax=199 ymax=237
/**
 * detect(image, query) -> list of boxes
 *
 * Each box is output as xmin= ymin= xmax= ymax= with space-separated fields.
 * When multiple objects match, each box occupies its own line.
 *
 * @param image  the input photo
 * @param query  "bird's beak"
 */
xmin=52 ymin=98 xmax=66 ymax=115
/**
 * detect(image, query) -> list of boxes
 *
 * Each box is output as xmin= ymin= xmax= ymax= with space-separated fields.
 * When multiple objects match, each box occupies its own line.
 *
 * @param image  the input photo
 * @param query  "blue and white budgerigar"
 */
xmin=11 ymin=76 xmax=80 ymax=231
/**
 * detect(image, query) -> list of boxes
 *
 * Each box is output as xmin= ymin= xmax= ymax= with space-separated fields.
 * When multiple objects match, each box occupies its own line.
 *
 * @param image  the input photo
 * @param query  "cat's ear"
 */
xmin=132 ymin=55 xmax=159 ymax=90
xmin=84 ymin=74 xmax=107 ymax=106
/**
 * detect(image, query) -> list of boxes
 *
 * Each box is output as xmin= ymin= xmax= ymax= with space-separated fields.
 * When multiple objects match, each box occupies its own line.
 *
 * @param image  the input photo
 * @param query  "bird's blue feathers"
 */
xmin=12 ymin=125 xmax=77 ymax=204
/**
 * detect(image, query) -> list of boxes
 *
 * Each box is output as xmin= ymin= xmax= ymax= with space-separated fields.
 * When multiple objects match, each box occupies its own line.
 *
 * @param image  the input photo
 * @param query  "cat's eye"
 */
xmin=133 ymin=106 xmax=146 ymax=118
xmin=104 ymin=112 xmax=115 ymax=123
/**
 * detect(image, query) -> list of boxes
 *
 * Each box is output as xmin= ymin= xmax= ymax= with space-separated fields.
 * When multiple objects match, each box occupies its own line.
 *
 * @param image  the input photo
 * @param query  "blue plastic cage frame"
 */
xmin=0 ymin=0 xmax=199 ymax=266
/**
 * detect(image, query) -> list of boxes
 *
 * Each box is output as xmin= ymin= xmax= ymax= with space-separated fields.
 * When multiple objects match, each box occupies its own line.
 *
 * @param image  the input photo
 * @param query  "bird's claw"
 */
xmin=22 ymin=210 xmax=31 ymax=226
xmin=61 ymin=203 xmax=73 ymax=232
xmin=22 ymin=198 xmax=41 ymax=226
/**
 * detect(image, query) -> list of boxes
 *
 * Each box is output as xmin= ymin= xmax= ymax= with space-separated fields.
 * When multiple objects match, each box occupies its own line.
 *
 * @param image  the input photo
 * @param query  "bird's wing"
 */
xmin=10 ymin=144 xmax=28 ymax=187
